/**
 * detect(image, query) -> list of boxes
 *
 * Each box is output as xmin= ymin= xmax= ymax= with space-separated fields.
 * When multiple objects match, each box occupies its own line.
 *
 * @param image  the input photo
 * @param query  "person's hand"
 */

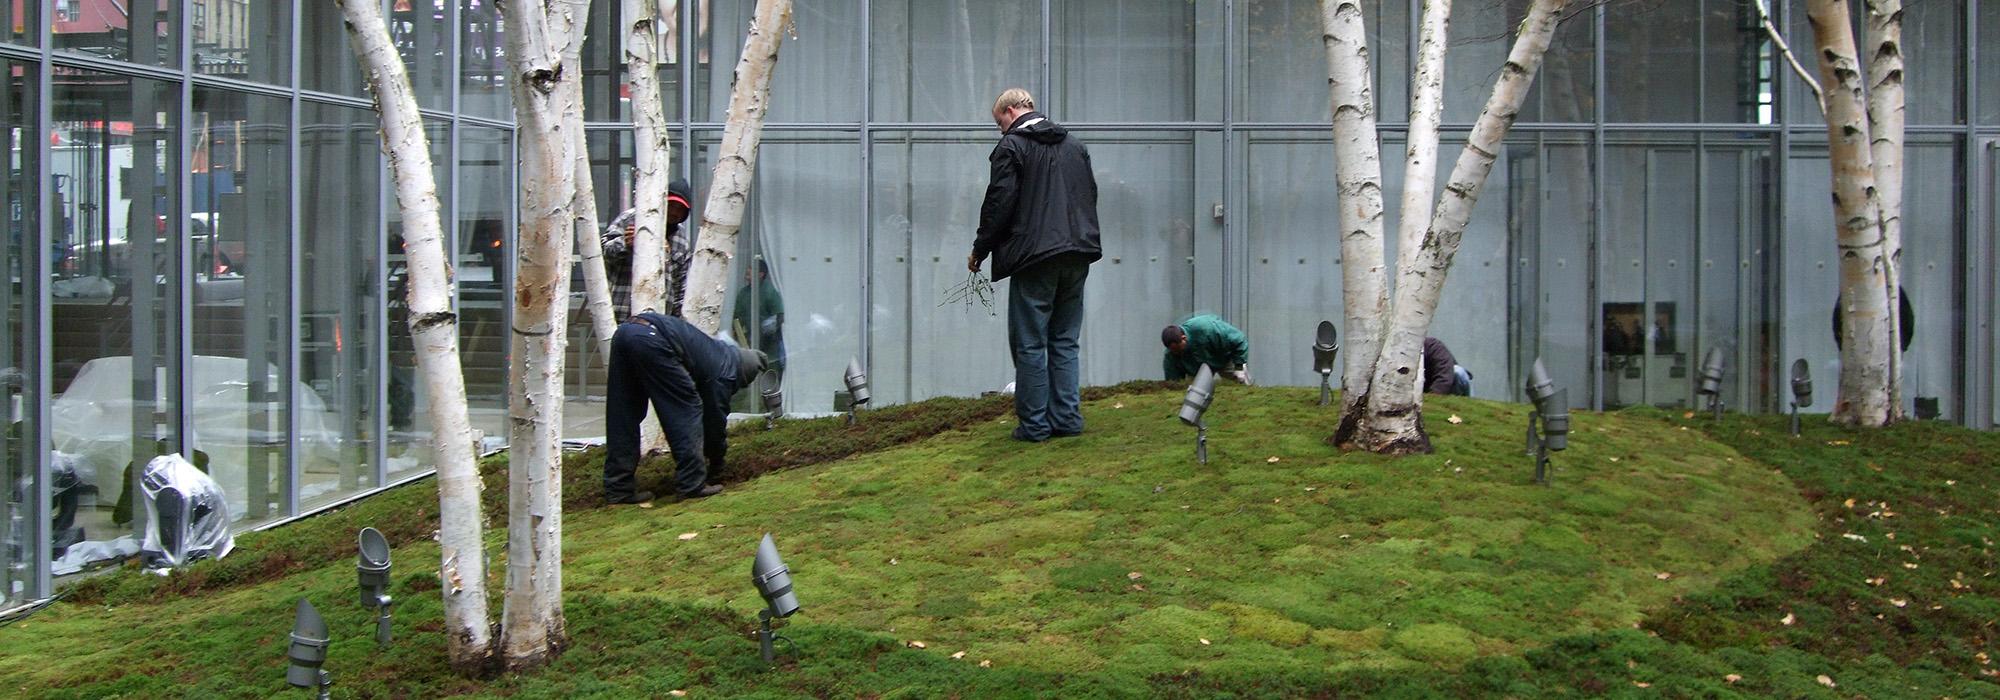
xmin=1227 ymin=369 xmax=1250 ymax=386
xmin=967 ymin=253 xmax=984 ymax=273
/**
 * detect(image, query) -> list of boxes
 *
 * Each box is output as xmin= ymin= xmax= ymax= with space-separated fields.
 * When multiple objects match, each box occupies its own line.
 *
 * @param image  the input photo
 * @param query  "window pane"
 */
xmin=871 ymin=0 xmax=1040 ymax=124
xmin=300 ymin=102 xmax=382 ymax=508
xmin=695 ymin=132 xmax=862 ymax=413
xmin=56 ymin=0 xmax=177 ymax=68
xmin=1511 ymin=138 xmax=1596 ymax=405
xmin=459 ymin=126 xmax=511 ymax=446
xmin=301 ymin=0 xmax=366 ymax=96
xmin=387 ymin=120 xmax=452 ymax=483
xmin=578 ymin=0 xmax=684 ymax=124
xmin=1983 ymin=5 xmax=2000 ymax=124
xmin=461 ymin=0 xmax=511 ymax=121
xmin=1607 ymin=1 xmax=1769 ymax=123
xmin=1448 ymin=0 xmax=1593 ymax=124
xmin=1241 ymin=0 xmax=1407 ymax=124
xmin=696 ymin=0 xmax=863 ymax=123
xmin=49 ymin=72 xmax=180 ymax=573
xmin=1078 ymin=131 xmax=1198 ymax=386
xmin=1785 ymin=0 xmax=1961 ymax=126
xmin=1900 ymin=141 xmax=1960 ymax=418
xmin=189 ymin=87 xmax=292 ymax=525
xmin=394 ymin=1 xmax=456 ymax=110
xmin=0 ymin=57 xmax=36 ymax=604
xmin=1054 ymin=0 xmax=1222 ymax=123
xmin=4 ymin=0 xmax=37 ymax=46
xmin=194 ymin=0 xmax=288 ymax=85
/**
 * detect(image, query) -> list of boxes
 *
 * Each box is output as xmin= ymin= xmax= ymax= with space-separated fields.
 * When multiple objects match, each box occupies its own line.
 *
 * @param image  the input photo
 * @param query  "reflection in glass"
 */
xmin=697 ymin=0 xmax=862 ymax=123
xmin=394 ymin=0 xmax=456 ymax=110
xmin=1241 ymin=0 xmax=1405 ymax=123
xmin=300 ymin=103 xmax=381 ymax=508
xmin=193 ymin=0 xmax=289 ymax=85
xmin=301 ymin=0 xmax=367 ymax=96
xmin=872 ymin=0 xmax=1039 ymax=123
xmin=459 ymin=126 xmax=512 ymax=445
xmin=54 ymin=0 xmax=176 ymax=68
xmin=1 ymin=57 xmax=35 ymax=605
xmin=3 ymin=1 xmax=35 ymax=46
xmin=579 ymin=0 xmax=684 ymax=124
xmin=188 ymin=87 xmax=293 ymax=525
xmin=461 ymin=0 xmax=512 ymax=120
xmin=1055 ymin=0 xmax=1219 ymax=123
xmin=48 ymin=72 xmax=179 ymax=573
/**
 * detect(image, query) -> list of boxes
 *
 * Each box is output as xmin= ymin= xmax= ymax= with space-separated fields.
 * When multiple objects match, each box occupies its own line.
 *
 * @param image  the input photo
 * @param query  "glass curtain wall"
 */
xmin=2 ymin=57 xmax=34 ymax=607
xmin=299 ymin=102 xmax=381 ymax=511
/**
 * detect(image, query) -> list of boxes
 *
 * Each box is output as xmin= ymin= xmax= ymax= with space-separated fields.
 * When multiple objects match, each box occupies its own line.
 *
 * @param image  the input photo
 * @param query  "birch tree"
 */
xmin=680 ymin=0 xmax=794 ymax=330
xmin=574 ymin=119 xmax=617 ymax=360
xmin=1806 ymin=0 xmax=1902 ymax=426
xmin=625 ymin=0 xmax=675 ymax=318
xmin=1320 ymin=0 xmax=1390 ymax=442
xmin=336 ymin=0 xmax=492 ymax=673
xmin=1323 ymin=0 xmax=1569 ymax=453
xmin=498 ymin=0 xmax=588 ymax=671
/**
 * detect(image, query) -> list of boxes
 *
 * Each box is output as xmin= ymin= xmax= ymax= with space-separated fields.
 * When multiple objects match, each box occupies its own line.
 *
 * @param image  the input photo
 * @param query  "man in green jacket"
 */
xmin=1162 ymin=314 xmax=1251 ymax=385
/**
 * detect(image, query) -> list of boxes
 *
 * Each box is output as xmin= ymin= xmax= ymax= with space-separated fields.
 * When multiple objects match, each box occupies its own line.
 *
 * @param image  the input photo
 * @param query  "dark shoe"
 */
xmin=606 ymin=490 xmax=655 ymax=505
xmin=1052 ymin=429 xmax=1083 ymax=439
xmin=1011 ymin=426 xmax=1049 ymax=443
xmin=679 ymin=483 xmax=724 ymax=500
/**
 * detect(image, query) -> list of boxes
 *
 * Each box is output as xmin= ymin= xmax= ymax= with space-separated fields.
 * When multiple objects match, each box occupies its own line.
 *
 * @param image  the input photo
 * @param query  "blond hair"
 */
xmin=992 ymin=88 xmax=1036 ymax=115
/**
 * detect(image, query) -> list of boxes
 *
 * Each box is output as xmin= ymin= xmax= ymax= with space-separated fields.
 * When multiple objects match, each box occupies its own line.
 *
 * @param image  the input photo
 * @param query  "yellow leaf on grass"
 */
xmin=1267 ymin=456 xmax=1281 ymax=463
xmin=1199 ymin=638 xmax=1211 ymax=646
xmin=979 ymin=660 xmax=993 ymax=668
xmin=1780 ymin=612 xmax=1796 ymax=626
xmin=1655 ymin=572 xmax=1672 ymax=581
xmin=676 ymin=532 xmax=698 ymax=541
xmin=1724 ymin=674 xmax=1742 ymax=684
xmin=907 ymin=640 xmax=927 ymax=649
xmin=1817 ymin=675 xmax=1836 ymax=688
xmin=1447 ymin=414 xmax=1463 ymax=424
xmin=951 ymin=651 xmax=967 ymax=660
xmin=1128 ymin=571 xmax=1143 ymax=580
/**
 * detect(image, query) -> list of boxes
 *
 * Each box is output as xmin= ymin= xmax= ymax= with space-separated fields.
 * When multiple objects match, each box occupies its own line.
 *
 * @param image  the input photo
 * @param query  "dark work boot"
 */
xmin=606 ymin=490 xmax=655 ymax=505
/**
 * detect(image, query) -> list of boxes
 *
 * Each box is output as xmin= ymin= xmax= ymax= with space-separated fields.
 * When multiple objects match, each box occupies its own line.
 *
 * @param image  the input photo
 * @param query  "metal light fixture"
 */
xmin=761 ymin=373 xmax=785 ymax=431
xmin=356 ymin=527 xmax=393 ymax=647
xmin=1523 ymin=359 xmax=1569 ymax=486
xmin=1696 ymin=346 xmax=1728 ymax=419
xmin=843 ymin=358 xmax=870 ymax=426
xmin=750 ymin=533 xmax=800 ymax=663
xmin=1311 ymin=321 xmax=1339 ymax=407
xmin=1179 ymin=364 xmax=1217 ymax=464
xmin=286 ymin=599 xmax=332 ymax=699
xmin=1788 ymin=359 xmax=1812 ymax=437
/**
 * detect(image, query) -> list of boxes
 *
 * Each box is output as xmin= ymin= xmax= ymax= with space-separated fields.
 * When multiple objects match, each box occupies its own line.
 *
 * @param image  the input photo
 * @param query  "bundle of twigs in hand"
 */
xmin=940 ymin=270 xmax=998 ymax=315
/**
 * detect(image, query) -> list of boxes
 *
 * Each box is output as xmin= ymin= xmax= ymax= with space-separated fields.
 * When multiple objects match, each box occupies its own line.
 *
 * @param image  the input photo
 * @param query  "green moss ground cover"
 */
xmin=0 ymin=386 xmax=1993 ymax=698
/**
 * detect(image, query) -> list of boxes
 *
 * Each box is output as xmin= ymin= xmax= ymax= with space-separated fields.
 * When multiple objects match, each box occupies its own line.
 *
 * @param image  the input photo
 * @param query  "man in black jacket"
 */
xmin=969 ymin=88 xmax=1103 ymax=443
xmin=603 ymin=310 xmax=769 ymax=504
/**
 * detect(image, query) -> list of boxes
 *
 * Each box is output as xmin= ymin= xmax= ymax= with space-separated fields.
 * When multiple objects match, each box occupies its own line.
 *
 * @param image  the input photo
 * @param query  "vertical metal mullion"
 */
xmin=1041 ymin=0 xmax=1053 ymax=100
xmin=285 ymin=0 xmax=303 ymax=518
xmin=177 ymin=0 xmax=195 ymax=461
xmin=1589 ymin=1 xmax=1607 ymax=412
xmin=1771 ymin=0 xmax=1793 ymax=424
xmin=680 ymin=0 xmax=694 ymax=182
xmin=1222 ymin=0 xmax=1236 ymax=323
xmin=376 ymin=121 xmax=392 ymax=489
xmin=31 ymin=10 xmax=55 ymax=601
xmin=1963 ymin=0 xmax=1984 ymax=426
xmin=859 ymin=0 xmax=873 ymax=374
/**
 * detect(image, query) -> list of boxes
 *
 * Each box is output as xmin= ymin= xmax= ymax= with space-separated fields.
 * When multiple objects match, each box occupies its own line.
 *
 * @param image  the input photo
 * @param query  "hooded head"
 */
xmin=667 ymin=178 xmax=694 ymax=225
xmin=737 ymin=347 xmax=770 ymax=387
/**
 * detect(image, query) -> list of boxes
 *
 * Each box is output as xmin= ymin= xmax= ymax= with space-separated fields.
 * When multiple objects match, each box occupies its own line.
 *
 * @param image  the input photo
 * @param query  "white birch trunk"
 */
xmin=679 ymin=0 xmax=794 ymax=330
xmin=498 ymin=0 xmax=585 ymax=671
xmin=625 ymin=0 xmax=674 ymax=317
xmin=1808 ymin=0 xmax=1897 ymax=426
xmin=1394 ymin=0 xmax=1451 ymax=278
xmin=1863 ymin=0 xmax=1906 ymax=419
xmin=1319 ymin=0 xmax=1390 ymax=446
xmin=573 ymin=121 xmax=616 ymax=360
xmin=1358 ymin=0 xmax=1567 ymax=454
xmin=336 ymin=0 xmax=493 ymax=673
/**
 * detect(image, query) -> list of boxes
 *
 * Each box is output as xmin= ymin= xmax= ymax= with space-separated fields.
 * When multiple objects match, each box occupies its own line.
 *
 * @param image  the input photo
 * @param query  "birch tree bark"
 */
xmin=679 ymin=0 xmax=794 ymax=330
xmin=1348 ymin=0 xmax=1568 ymax=454
xmin=1862 ymin=0 xmax=1906 ymax=419
xmin=625 ymin=0 xmax=674 ymax=317
xmin=1808 ymin=0 xmax=1898 ymax=426
xmin=573 ymin=120 xmax=616 ymax=360
xmin=1319 ymin=0 xmax=1390 ymax=446
xmin=336 ymin=0 xmax=492 ymax=673
xmin=1394 ymin=0 xmax=1451 ymax=278
xmin=498 ymin=0 xmax=586 ymax=671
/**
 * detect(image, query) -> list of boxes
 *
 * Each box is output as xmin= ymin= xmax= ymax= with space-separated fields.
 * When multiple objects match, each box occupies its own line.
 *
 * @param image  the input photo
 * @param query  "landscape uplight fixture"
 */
xmin=1179 ymin=364 xmax=1217 ymax=464
xmin=1696 ymin=346 xmax=1728 ymax=420
xmin=356 ymin=527 xmax=393 ymax=647
xmin=843 ymin=357 xmax=870 ymax=425
xmin=761 ymin=374 xmax=784 ymax=431
xmin=1311 ymin=321 xmax=1339 ymax=407
xmin=1788 ymin=359 xmax=1812 ymax=437
xmin=286 ymin=599 xmax=332 ymax=699
xmin=750 ymin=533 xmax=800 ymax=664
xmin=1523 ymin=359 xmax=1569 ymax=486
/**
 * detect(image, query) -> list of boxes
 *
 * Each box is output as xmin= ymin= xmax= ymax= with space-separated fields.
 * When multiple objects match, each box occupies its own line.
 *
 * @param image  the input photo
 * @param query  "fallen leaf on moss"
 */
xmin=1113 ymin=402 xmax=1125 ymax=409
xmin=1199 ymin=638 xmax=1211 ymax=646
xmin=1632 ymin=681 xmax=1651 ymax=688
xmin=669 ymin=691 xmax=687 ymax=697
xmin=1655 ymin=572 xmax=1672 ymax=580
xmin=1447 ymin=414 xmax=1463 ymax=424
xmin=1842 ymin=533 xmax=1868 ymax=542
xmin=1780 ymin=612 xmax=1796 ymax=626
xmin=1890 ymin=598 xmax=1908 ymax=608
xmin=639 ymin=502 xmax=655 ymax=509
xmin=951 ymin=651 xmax=966 ymax=660
xmin=676 ymin=532 xmax=697 ymax=541
xmin=907 ymin=640 xmax=927 ymax=649
xmin=1724 ymin=674 xmax=1742 ymax=684
xmin=1128 ymin=571 xmax=1143 ymax=580
xmin=1266 ymin=456 xmax=1281 ymax=463
xmin=1683 ymin=411 xmax=1696 ymax=419
xmin=1816 ymin=675 xmax=1836 ymax=688
xmin=1827 ymin=440 xmax=1851 ymax=446
xmin=979 ymin=660 xmax=992 ymax=668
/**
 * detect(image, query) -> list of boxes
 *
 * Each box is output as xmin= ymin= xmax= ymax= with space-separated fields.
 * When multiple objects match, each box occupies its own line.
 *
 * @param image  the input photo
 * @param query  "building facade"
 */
xmin=3 ymin=0 xmax=1998 ymax=607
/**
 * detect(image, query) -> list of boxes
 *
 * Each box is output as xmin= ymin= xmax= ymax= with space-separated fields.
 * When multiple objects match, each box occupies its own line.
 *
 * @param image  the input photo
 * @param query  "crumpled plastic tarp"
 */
xmin=138 ymin=454 xmax=235 ymax=569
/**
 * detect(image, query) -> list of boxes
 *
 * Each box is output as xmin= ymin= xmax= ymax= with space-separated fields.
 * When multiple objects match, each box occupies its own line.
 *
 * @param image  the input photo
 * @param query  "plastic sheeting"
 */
xmin=138 ymin=454 xmax=234 ymax=569
xmin=50 ymin=355 xmax=346 ymax=520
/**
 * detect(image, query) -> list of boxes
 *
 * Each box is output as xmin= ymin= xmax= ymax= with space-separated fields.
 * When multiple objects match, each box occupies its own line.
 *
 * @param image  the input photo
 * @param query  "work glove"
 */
xmin=1227 ymin=368 xmax=1251 ymax=386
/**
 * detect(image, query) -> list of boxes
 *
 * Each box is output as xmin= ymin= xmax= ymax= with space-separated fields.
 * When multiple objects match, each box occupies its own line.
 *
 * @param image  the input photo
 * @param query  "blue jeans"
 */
xmin=1007 ymin=255 xmax=1090 ymax=438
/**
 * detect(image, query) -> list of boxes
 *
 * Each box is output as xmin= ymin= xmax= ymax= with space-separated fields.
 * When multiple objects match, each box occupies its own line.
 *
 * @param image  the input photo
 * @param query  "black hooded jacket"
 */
xmin=974 ymin=112 xmax=1103 ymax=281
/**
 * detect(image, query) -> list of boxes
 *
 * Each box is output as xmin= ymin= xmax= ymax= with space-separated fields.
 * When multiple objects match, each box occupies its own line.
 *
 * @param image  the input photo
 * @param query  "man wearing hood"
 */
xmin=603 ymin=177 xmax=695 ymax=316
xmin=968 ymin=88 xmax=1103 ymax=442
xmin=603 ymin=310 xmax=769 ymax=504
